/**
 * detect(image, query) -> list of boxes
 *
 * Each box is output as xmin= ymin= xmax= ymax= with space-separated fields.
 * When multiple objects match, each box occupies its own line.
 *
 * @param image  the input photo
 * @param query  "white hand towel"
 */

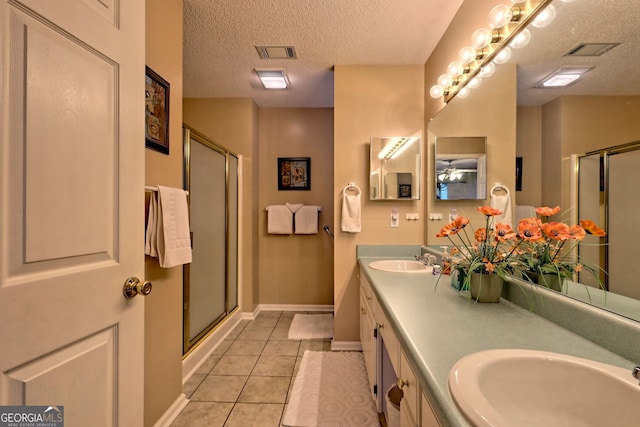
xmin=490 ymin=187 xmax=513 ymax=229
xmin=267 ymin=205 xmax=293 ymax=234
xmin=156 ymin=186 xmax=192 ymax=268
xmin=295 ymin=205 xmax=319 ymax=234
xmin=145 ymin=192 xmax=158 ymax=257
xmin=341 ymin=193 xmax=361 ymax=233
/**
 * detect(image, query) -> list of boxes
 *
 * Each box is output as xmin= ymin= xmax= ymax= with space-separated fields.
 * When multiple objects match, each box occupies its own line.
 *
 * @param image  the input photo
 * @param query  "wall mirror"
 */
xmin=435 ymin=137 xmax=486 ymax=200
xmin=446 ymin=0 xmax=640 ymax=322
xmin=369 ymin=136 xmax=421 ymax=200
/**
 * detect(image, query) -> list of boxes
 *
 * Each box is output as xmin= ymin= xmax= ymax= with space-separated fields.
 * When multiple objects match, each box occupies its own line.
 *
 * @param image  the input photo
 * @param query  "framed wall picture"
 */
xmin=515 ymin=157 xmax=523 ymax=191
xmin=145 ymin=66 xmax=170 ymax=154
xmin=278 ymin=157 xmax=311 ymax=190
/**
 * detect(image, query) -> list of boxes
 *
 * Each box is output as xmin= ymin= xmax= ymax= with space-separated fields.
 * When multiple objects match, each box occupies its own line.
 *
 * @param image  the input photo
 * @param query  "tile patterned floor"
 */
xmin=171 ymin=311 xmax=332 ymax=427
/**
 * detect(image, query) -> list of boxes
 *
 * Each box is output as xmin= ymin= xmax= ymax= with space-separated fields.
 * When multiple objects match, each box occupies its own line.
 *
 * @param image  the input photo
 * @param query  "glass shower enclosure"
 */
xmin=577 ymin=141 xmax=640 ymax=300
xmin=183 ymin=126 xmax=239 ymax=354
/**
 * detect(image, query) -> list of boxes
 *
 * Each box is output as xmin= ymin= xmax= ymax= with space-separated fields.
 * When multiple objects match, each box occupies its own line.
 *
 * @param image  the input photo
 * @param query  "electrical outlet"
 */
xmin=391 ymin=208 xmax=399 ymax=227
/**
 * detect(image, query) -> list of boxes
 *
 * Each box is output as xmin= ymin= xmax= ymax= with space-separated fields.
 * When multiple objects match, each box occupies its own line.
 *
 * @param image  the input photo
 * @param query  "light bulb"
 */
xmin=479 ymin=62 xmax=495 ymax=78
xmin=467 ymin=77 xmax=481 ymax=89
xmin=447 ymin=61 xmax=465 ymax=77
xmin=471 ymin=28 xmax=493 ymax=49
xmin=532 ymin=5 xmax=556 ymax=28
xmin=510 ymin=28 xmax=530 ymax=49
xmin=429 ymin=85 xmax=444 ymax=98
xmin=459 ymin=46 xmax=478 ymax=64
xmin=510 ymin=0 xmax=526 ymax=3
xmin=559 ymin=0 xmax=575 ymax=3
xmin=437 ymin=73 xmax=453 ymax=88
xmin=457 ymin=87 xmax=470 ymax=99
xmin=488 ymin=5 xmax=512 ymax=29
xmin=493 ymin=47 xmax=512 ymax=64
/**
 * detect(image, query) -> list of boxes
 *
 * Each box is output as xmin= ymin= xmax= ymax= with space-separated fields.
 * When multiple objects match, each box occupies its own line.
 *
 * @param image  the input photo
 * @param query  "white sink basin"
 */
xmin=368 ymin=259 xmax=432 ymax=273
xmin=449 ymin=349 xmax=638 ymax=426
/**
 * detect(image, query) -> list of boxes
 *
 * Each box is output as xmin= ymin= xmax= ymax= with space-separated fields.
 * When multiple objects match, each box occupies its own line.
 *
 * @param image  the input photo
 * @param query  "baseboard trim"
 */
xmin=153 ymin=393 xmax=188 ymax=427
xmin=331 ymin=341 xmax=362 ymax=351
xmin=182 ymin=310 xmax=243 ymax=383
xmin=258 ymin=304 xmax=334 ymax=313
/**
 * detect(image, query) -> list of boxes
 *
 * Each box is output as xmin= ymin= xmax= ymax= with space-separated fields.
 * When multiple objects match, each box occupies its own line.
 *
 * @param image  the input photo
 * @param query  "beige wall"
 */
xmin=425 ymin=64 xmax=517 ymax=245
xmin=516 ymin=106 xmax=542 ymax=207
xmin=258 ymin=108 xmax=334 ymax=305
xmin=539 ymin=95 xmax=640 ymax=210
xmin=423 ymin=0 xmax=517 ymax=243
xmin=334 ymin=65 xmax=425 ymax=343
xmin=144 ymin=1 xmax=184 ymax=426
xmin=183 ymin=98 xmax=259 ymax=313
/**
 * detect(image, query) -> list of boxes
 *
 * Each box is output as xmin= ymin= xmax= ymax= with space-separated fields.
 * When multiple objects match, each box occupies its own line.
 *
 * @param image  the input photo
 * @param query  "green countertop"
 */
xmin=357 ymin=246 xmax=635 ymax=426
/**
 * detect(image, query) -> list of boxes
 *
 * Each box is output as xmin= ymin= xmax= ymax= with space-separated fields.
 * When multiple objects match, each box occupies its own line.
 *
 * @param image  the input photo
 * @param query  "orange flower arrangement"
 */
xmin=518 ymin=206 xmax=606 ymax=285
xmin=436 ymin=206 xmax=524 ymax=281
xmin=436 ymin=205 xmax=607 ymax=292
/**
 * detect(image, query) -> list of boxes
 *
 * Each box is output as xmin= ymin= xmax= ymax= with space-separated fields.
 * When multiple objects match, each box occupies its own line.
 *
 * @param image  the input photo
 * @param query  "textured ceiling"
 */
xmin=511 ymin=0 xmax=640 ymax=105
xmin=183 ymin=0 xmax=464 ymax=108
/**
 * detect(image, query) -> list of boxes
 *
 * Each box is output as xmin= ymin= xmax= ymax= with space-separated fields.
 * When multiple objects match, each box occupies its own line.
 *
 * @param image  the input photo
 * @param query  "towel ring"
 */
xmin=344 ymin=182 xmax=361 ymax=195
xmin=490 ymin=183 xmax=509 ymax=195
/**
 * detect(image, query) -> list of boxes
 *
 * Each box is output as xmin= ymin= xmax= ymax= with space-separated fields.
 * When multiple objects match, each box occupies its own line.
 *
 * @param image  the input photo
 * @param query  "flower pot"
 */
xmin=527 ymin=271 xmax=564 ymax=292
xmin=469 ymin=272 xmax=503 ymax=303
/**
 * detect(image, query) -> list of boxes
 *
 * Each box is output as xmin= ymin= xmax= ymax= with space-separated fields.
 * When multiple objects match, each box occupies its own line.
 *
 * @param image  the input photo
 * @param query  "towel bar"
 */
xmin=145 ymin=185 xmax=189 ymax=196
xmin=265 ymin=206 xmax=322 ymax=212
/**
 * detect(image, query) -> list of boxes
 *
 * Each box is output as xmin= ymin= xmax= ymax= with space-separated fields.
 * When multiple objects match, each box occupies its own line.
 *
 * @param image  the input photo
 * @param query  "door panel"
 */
xmin=0 ymin=1 xmax=144 ymax=425
xmin=189 ymin=139 xmax=227 ymax=340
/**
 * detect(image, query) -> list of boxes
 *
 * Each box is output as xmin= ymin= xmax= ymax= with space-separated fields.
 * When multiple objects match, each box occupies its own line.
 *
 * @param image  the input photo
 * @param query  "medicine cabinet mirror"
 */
xmin=435 ymin=136 xmax=487 ymax=201
xmin=369 ymin=136 xmax=421 ymax=200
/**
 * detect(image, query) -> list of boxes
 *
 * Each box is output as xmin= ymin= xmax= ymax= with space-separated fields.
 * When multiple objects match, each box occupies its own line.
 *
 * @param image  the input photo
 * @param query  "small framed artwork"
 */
xmin=398 ymin=184 xmax=412 ymax=198
xmin=278 ymin=157 xmax=311 ymax=190
xmin=515 ymin=157 xmax=523 ymax=191
xmin=145 ymin=66 xmax=170 ymax=155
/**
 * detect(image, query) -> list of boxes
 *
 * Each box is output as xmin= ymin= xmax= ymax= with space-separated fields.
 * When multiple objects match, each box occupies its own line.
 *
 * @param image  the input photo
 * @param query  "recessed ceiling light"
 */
xmin=534 ymin=66 xmax=593 ymax=88
xmin=255 ymin=69 xmax=289 ymax=89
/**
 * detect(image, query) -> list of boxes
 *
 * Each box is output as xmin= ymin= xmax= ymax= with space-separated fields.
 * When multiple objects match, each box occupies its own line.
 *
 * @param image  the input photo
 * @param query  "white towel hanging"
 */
xmin=489 ymin=183 xmax=513 ymax=228
xmin=341 ymin=183 xmax=361 ymax=233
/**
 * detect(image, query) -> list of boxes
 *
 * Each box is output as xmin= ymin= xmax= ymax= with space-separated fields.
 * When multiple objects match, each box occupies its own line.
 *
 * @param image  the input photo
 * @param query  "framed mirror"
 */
xmin=369 ymin=136 xmax=421 ymax=200
xmin=435 ymin=136 xmax=487 ymax=200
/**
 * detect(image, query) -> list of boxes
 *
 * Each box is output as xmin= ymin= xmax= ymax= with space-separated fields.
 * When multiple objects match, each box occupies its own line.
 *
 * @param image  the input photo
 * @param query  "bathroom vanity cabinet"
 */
xmin=357 ymin=245 xmax=638 ymax=426
xmin=360 ymin=273 xmax=441 ymax=426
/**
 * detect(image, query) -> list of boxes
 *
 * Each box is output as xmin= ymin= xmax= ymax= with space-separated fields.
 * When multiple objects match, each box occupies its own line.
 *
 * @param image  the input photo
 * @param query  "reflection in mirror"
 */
xmin=508 ymin=0 xmax=640 ymax=321
xmin=369 ymin=137 xmax=421 ymax=200
xmin=435 ymin=137 xmax=486 ymax=200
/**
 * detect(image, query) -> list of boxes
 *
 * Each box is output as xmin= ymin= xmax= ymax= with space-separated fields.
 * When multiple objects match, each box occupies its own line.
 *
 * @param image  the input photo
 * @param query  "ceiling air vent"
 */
xmin=255 ymin=46 xmax=297 ymax=59
xmin=564 ymin=43 xmax=620 ymax=57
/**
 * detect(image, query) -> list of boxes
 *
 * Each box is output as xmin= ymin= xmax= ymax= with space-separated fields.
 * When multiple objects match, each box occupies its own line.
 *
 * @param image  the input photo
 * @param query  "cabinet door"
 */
xmin=421 ymin=393 xmax=441 ymax=427
xmin=400 ymin=351 xmax=419 ymax=424
xmin=360 ymin=292 xmax=377 ymax=400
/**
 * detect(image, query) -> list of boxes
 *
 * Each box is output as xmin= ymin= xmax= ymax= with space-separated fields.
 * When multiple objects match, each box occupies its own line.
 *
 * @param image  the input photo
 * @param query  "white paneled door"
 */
xmin=0 ymin=1 xmax=145 ymax=426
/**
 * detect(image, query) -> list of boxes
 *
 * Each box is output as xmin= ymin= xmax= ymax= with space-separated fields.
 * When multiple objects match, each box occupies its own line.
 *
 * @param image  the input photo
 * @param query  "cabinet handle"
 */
xmin=377 ymin=322 xmax=384 ymax=329
xmin=361 ymin=308 xmax=366 ymax=315
xmin=397 ymin=378 xmax=409 ymax=389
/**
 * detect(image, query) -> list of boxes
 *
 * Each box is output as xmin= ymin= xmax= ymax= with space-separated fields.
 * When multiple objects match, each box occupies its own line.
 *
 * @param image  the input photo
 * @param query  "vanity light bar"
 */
xmin=429 ymin=0 xmax=555 ymax=103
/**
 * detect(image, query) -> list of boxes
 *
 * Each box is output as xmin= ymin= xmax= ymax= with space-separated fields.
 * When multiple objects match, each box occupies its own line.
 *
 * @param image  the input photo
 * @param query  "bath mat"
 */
xmin=282 ymin=351 xmax=378 ymax=427
xmin=288 ymin=314 xmax=334 ymax=340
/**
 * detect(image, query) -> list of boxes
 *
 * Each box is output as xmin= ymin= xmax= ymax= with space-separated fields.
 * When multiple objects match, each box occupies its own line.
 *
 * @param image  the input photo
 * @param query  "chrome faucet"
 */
xmin=415 ymin=254 xmax=436 ymax=266
xmin=633 ymin=366 xmax=640 ymax=384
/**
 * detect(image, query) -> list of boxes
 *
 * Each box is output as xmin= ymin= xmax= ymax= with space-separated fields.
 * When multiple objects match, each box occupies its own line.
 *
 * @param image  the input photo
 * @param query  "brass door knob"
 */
xmin=123 ymin=277 xmax=152 ymax=299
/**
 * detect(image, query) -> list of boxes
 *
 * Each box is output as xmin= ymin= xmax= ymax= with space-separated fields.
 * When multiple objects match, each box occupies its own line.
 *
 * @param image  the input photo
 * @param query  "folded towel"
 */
xmin=267 ymin=205 xmax=293 ymax=234
xmin=286 ymin=202 xmax=303 ymax=213
xmin=341 ymin=187 xmax=361 ymax=233
xmin=490 ymin=185 xmax=513 ymax=229
xmin=146 ymin=186 xmax=192 ymax=268
xmin=295 ymin=205 xmax=319 ymax=234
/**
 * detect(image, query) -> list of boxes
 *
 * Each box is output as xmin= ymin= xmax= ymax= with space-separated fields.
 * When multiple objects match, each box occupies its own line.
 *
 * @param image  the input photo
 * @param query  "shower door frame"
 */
xmin=182 ymin=126 xmax=239 ymax=355
xmin=576 ymin=140 xmax=640 ymax=293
